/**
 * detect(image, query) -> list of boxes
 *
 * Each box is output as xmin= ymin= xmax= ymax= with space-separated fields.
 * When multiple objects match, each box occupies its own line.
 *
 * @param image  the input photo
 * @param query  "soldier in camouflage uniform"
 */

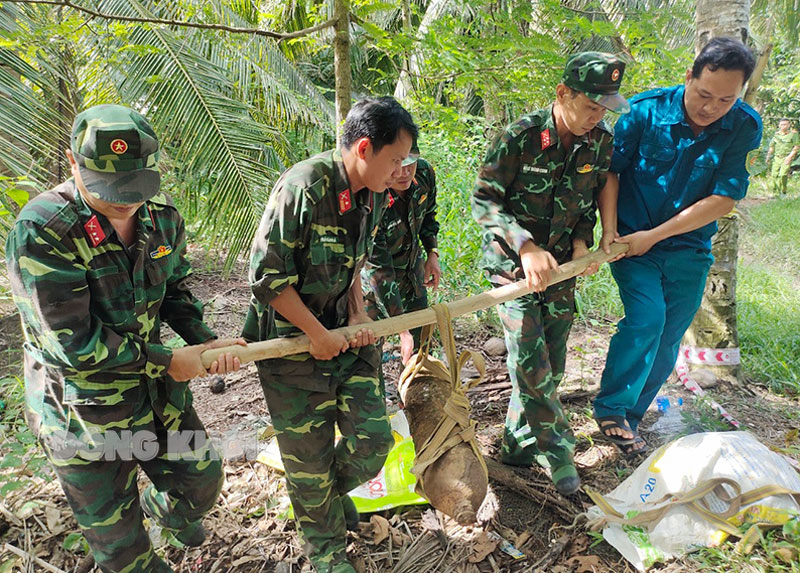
xmin=362 ymin=142 xmax=441 ymax=364
xmin=472 ymin=53 xmax=629 ymax=495
xmin=5 ymin=104 xmax=243 ymax=573
xmin=244 ymin=97 xmax=418 ymax=573
xmin=766 ymin=118 xmax=799 ymax=194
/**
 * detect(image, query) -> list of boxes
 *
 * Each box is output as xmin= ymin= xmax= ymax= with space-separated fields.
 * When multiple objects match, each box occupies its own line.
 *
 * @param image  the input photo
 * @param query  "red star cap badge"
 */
xmin=110 ymin=139 xmax=128 ymax=154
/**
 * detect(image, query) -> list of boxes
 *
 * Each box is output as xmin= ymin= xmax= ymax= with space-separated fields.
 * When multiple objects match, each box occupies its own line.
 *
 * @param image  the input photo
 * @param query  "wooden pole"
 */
xmin=201 ymin=243 xmax=628 ymax=368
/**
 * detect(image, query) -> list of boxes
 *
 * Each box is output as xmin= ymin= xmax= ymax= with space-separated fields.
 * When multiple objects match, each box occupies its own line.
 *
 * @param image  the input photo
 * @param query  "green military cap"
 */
xmin=402 ymin=141 xmax=420 ymax=167
xmin=562 ymin=52 xmax=630 ymax=114
xmin=71 ymin=104 xmax=161 ymax=204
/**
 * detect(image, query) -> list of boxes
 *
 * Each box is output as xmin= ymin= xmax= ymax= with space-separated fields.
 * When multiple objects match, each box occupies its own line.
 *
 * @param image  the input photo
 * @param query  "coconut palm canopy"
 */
xmin=0 ymin=0 xmax=797 ymax=265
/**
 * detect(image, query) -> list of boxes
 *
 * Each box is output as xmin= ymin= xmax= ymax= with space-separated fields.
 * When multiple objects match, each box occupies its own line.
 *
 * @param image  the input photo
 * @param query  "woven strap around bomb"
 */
xmin=399 ymin=304 xmax=488 ymax=497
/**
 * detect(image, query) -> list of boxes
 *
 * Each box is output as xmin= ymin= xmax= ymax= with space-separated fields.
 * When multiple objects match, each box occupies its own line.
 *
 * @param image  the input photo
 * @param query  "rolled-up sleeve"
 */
xmin=709 ymin=114 xmax=762 ymax=201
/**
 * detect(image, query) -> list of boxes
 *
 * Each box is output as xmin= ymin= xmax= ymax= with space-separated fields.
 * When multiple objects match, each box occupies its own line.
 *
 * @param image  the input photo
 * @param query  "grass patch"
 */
xmin=686 ymin=521 xmax=800 ymax=573
xmin=738 ymin=196 xmax=800 ymax=394
xmin=740 ymin=195 xmax=800 ymax=280
xmin=737 ymin=264 xmax=800 ymax=394
xmin=0 ymin=376 xmax=50 ymax=496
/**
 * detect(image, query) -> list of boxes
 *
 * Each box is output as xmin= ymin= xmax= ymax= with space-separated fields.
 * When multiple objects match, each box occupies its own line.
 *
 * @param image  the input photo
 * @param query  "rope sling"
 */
xmin=397 ymin=303 xmax=488 ymax=507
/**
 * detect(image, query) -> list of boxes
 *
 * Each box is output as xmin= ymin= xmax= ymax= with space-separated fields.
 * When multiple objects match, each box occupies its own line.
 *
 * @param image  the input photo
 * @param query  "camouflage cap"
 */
xmin=562 ymin=52 xmax=630 ymax=114
xmin=71 ymin=104 xmax=161 ymax=204
xmin=402 ymin=141 xmax=420 ymax=166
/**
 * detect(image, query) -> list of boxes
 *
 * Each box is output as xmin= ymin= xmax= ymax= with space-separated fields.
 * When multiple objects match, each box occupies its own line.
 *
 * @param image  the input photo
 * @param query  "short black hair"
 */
xmin=692 ymin=37 xmax=755 ymax=83
xmin=341 ymin=96 xmax=418 ymax=153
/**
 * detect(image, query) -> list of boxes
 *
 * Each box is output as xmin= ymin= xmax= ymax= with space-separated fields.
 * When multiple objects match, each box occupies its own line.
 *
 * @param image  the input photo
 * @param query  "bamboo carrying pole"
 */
xmin=201 ymin=243 xmax=628 ymax=368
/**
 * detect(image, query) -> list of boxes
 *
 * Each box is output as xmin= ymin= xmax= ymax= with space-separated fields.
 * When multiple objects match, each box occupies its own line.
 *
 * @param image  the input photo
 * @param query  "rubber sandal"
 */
xmin=617 ymin=434 xmax=649 ymax=458
xmin=595 ymin=415 xmax=637 ymax=446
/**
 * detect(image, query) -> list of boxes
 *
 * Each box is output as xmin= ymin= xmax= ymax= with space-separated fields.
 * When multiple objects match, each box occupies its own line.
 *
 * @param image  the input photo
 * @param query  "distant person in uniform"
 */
xmin=473 ymin=52 xmax=629 ymax=495
xmin=593 ymin=38 xmax=762 ymax=455
xmin=6 ymin=104 xmax=243 ymax=572
xmin=362 ymin=141 xmax=440 ymax=366
xmin=766 ymin=118 xmax=799 ymax=194
xmin=244 ymin=97 xmax=417 ymax=573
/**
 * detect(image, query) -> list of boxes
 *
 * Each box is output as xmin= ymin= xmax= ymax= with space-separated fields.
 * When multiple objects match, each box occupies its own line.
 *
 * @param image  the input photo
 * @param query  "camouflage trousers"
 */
xmin=495 ymin=279 xmax=576 ymax=474
xmin=364 ymin=260 xmax=428 ymax=350
xmin=36 ymin=394 xmax=223 ymax=573
xmin=770 ymin=157 xmax=792 ymax=194
xmin=258 ymin=346 xmax=393 ymax=573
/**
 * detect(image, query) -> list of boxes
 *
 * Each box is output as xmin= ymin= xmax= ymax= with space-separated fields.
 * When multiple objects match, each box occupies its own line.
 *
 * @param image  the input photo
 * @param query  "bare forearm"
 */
xmin=650 ymin=195 xmax=735 ymax=243
xmin=597 ymin=173 xmax=619 ymax=235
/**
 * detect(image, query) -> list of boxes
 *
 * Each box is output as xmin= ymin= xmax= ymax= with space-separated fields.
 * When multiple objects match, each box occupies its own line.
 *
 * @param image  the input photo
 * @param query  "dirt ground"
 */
xmin=1 ymin=247 xmax=799 ymax=573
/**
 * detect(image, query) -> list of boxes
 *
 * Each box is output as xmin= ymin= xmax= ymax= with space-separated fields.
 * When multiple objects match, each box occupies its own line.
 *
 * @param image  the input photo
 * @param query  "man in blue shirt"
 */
xmin=593 ymin=38 xmax=762 ymax=455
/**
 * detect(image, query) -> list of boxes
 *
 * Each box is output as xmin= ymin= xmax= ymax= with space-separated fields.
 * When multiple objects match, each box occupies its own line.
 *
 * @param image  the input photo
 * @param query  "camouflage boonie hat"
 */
xmin=402 ymin=141 xmax=420 ymax=166
xmin=562 ymin=52 xmax=630 ymax=114
xmin=71 ymin=104 xmax=161 ymax=204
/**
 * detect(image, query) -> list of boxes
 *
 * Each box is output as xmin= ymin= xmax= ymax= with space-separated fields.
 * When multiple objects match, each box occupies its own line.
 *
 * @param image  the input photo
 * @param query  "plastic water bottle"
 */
xmin=650 ymin=396 xmax=685 ymax=434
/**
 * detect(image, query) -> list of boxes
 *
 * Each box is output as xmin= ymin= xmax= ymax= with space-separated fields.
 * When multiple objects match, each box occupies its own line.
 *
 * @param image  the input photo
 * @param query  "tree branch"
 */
xmin=4 ymin=0 xmax=335 ymax=41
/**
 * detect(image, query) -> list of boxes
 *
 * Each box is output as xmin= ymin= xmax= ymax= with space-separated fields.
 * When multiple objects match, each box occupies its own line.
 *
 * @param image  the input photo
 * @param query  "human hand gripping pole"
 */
xmin=200 ymin=243 xmax=629 ymax=368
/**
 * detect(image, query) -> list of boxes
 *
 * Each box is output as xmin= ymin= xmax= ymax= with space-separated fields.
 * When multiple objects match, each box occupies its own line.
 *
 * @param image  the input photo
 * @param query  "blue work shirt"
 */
xmin=611 ymin=85 xmax=762 ymax=252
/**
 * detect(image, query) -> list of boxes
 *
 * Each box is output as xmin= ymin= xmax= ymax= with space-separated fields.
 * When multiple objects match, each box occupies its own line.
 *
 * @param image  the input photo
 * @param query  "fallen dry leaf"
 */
xmin=468 ymin=531 xmax=499 ymax=563
xmin=44 ymin=506 xmax=62 ymax=535
xmin=370 ymin=514 xmax=390 ymax=545
xmin=568 ymin=534 xmax=591 ymax=555
xmin=390 ymin=527 xmax=410 ymax=547
xmin=774 ymin=546 xmax=799 ymax=564
xmin=514 ymin=530 xmax=532 ymax=549
xmin=565 ymin=555 xmax=603 ymax=572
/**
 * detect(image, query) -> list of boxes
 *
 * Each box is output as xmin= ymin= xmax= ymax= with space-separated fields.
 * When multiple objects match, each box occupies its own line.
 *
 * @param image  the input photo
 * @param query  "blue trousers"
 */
xmin=594 ymin=248 xmax=712 ymax=430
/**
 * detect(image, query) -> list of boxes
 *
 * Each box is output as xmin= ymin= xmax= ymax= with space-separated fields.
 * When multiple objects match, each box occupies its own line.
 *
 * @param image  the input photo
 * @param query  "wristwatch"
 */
xmin=428 ymin=248 xmax=439 ymax=257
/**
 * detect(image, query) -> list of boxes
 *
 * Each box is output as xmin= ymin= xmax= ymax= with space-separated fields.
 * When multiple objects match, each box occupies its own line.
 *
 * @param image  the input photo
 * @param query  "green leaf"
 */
xmin=63 ymin=531 xmax=88 ymax=553
xmin=0 ymin=453 xmax=22 ymax=469
xmin=5 ymin=187 xmax=29 ymax=207
xmin=0 ymin=481 xmax=25 ymax=496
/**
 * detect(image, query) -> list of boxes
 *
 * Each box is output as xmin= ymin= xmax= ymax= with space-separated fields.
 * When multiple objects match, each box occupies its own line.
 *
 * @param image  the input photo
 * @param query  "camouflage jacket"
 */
xmin=361 ymin=159 xmax=438 ymax=317
xmin=472 ymin=105 xmax=613 ymax=283
xmin=6 ymin=181 xmax=215 ymax=434
xmin=243 ymin=149 xmax=387 ymax=371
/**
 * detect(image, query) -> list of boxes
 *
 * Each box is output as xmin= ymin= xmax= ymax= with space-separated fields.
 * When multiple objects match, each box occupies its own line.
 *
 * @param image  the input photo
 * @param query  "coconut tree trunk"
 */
xmin=695 ymin=0 xmax=749 ymax=49
xmin=683 ymin=0 xmax=750 ymax=383
xmin=333 ymin=0 xmax=352 ymax=142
